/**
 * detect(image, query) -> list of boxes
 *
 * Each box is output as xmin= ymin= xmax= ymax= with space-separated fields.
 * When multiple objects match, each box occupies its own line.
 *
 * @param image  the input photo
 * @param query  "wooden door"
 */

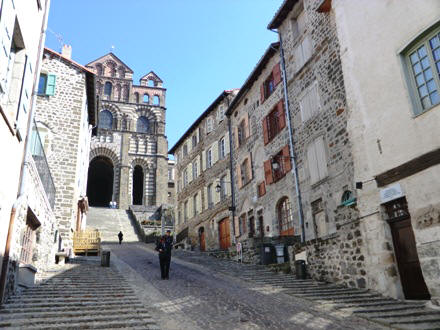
xmin=386 ymin=198 xmax=430 ymax=300
xmin=219 ymin=218 xmax=230 ymax=250
xmin=199 ymin=229 xmax=206 ymax=252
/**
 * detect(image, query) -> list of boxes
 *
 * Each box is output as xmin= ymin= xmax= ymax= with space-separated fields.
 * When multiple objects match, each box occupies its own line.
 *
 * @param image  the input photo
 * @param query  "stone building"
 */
xmin=85 ymin=53 xmax=169 ymax=213
xmin=0 ymin=0 xmax=59 ymax=302
xmin=167 ymin=159 xmax=176 ymax=206
xmin=266 ymin=0 xmax=363 ymax=286
xmin=34 ymin=46 xmax=97 ymax=249
xmin=226 ymin=42 xmax=300 ymax=263
xmin=169 ymin=90 xmax=238 ymax=250
xmin=332 ymin=0 xmax=440 ymax=304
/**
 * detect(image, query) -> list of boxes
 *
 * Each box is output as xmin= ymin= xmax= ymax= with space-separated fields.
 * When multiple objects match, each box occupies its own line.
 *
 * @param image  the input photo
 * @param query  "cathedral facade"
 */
xmin=85 ymin=53 xmax=168 ymax=210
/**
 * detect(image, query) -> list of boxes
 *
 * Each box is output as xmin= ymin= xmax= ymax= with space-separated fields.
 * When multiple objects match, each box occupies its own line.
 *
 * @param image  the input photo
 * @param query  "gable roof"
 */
xmin=168 ymin=90 xmax=238 ymax=154
xmin=225 ymin=42 xmax=280 ymax=116
xmin=140 ymin=71 xmax=163 ymax=83
xmin=86 ymin=52 xmax=134 ymax=73
xmin=267 ymin=0 xmax=298 ymax=30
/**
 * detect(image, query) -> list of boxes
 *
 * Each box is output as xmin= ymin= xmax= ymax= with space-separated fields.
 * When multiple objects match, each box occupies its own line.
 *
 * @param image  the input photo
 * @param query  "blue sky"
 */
xmin=45 ymin=0 xmax=283 ymax=151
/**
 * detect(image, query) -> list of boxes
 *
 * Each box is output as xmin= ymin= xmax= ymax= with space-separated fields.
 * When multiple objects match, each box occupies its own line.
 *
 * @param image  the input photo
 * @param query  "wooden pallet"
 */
xmin=73 ymin=229 xmax=101 ymax=255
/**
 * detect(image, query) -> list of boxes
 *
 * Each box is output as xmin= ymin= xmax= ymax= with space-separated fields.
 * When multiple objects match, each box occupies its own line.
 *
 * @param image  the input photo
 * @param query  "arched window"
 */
xmin=96 ymin=64 xmax=103 ymax=76
xmin=153 ymin=95 xmax=160 ymax=105
xmin=104 ymin=82 xmax=112 ymax=98
xmin=278 ymin=197 xmax=294 ymax=236
xmin=99 ymin=110 xmax=113 ymax=129
xmin=136 ymin=116 xmax=149 ymax=133
xmin=134 ymin=92 xmax=139 ymax=103
xmin=118 ymin=67 xmax=125 ymax=78
xmin=143 ymin=94 xmax=149 ymax=103
xmin=148 ymin=79 xmax=155 ymax=87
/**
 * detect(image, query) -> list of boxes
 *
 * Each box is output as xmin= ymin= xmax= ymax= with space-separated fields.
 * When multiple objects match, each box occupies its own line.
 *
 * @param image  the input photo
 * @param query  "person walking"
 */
xmin=118 ymin=231 xmax=123 ymax=244
xmin=155 ymin=230 xmax=173 ymax=279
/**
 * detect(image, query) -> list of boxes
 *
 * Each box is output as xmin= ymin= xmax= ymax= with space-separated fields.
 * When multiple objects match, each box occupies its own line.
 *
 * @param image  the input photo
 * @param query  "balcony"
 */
xmin=29 ymin=121 xmax=56 ymax=208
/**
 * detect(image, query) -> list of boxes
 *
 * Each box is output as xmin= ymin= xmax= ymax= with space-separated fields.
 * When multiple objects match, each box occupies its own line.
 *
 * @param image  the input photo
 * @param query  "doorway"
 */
xmin=199 ymin=227 xmax=206 ymax=251
xmin=132 ymin=165 xmax=144 ymax=205
xmin=87 ymin=156 xmax=114 ymax=207
xmin=218 ymin=218 xmax=231 ymax=250
xmin=385 ymin=197 xmax=430 ymax=300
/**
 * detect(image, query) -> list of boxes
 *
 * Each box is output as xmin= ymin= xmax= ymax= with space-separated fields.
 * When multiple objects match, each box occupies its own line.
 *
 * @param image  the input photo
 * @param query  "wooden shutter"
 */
xmin=234 ymin=126 xmax=239 ymax=149
xmin=203 ymin=186 xmax=208 ymax=210
xmin=258 ymin=182 xmax=266 ymax=197
xmin=246 ymin=153 xmax=253 ymax=181
xmin=260 ymin=84 xmax=265 ymax=103
xmin=278 ymin=100 xmax=286 ymax=130
xmin=244 ymin=113 xmax=250 ymax=139
xmin=202 ymin=149 xmax=207 ymax=171
xmin=264 ymin=159 xmax=273 ymax=185
xmin=212 ymin=141 xmax=218 ymax=164
xmin=262 ymin=117 xmax=269 ymax=145
xmin=236 ymin=165 xmax=242 ymax=189
xmin=282 ymin=145 xmax=292 ymax=173
xmin=302 ymin=35 xmax=313 ymax=64
xmin=315 ymin=136 xmax=328 ymax=180
xmin=307 ymin=141 xmax=319 ymax=184
xmin=273 ymin=63 xmax=282 ymax=86
xmin=224 ymin=133 xmax=230 ymax=155
xmin=46 ymin=74 xmax=56 ymax=96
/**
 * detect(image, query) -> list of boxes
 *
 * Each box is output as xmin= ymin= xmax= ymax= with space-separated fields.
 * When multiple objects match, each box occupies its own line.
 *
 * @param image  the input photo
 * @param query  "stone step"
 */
xmin=8 ymin=292 xmax=137 ymax=300
xmin=21 ymin=287 xmax=134 ymax=293
xmin=335 ymin=299 xmax=413 ymax=308
xmin=294 ymin=289 xmax=371 ymax=297
xmin=351 ymin=303 xmax=426 ymax=314
xmin=282 ymin=288 xmax=363 ymax=295
xmin=0 ymin=306 xmax=149 ymax=321
xmin=4 ymin=298 xmax=140 ymax=309
xmin=395 ymin=321 xmax=440 ymax=330
xmin=372 ymin=313 xmax=440 ymax=325
xmin=0 ymin=303 xmax=145 ymax=315
xmin=304 ymin=292 xmax=382 ymax=301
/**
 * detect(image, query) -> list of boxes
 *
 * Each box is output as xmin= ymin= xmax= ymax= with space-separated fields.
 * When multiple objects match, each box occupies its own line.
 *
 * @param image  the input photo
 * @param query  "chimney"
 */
xmin=61 ymin=44 xmax=72 ymax=59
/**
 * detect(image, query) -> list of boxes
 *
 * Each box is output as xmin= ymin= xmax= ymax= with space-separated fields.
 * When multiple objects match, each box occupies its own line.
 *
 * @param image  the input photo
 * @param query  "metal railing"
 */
xmin=29 ymin=120 xmax=56 ymax=208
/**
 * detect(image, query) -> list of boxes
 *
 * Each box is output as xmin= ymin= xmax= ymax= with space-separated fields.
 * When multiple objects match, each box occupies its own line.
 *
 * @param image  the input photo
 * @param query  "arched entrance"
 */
xmin=132 ymin=165 xmax=144 ymax=205
xmin=199 ymin=227 xmax=206 ymax=251
xmin=87 ymin=156 xmax=114 ymax=207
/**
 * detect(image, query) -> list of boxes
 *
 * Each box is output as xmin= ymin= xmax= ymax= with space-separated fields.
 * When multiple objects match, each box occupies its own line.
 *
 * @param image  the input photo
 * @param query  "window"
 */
xmin=299 ymin=81 xmax=321 ymax=122
xmin=104 ymin=82 xmax=112 ymax=98
xmin=307 ymin=137 xmax=328 ymax=184
xmin=134 ymin=92 xmax=139 ymax=103
xmin=143 ymin=94 xmax=149 ymax=103
xmin=237 ymin=156 xmax=252 ymax=189
xmin=217 ymin=105 xmax=225 ymax=122
xmin=312 ymin=199 xmax=326 ymax=238
xmin=263 ymin=100 xmax=286 ymax=144
xmin=219 ymin=175 xmax=227 ymax=200
xmin=183 ymin=143 xmax=188 ymax=156
xmin=183 ymin=168 xmax=188 ymax=187
xmin=192 ymin=161 xmax=198 ymax=180
xmin=257 ymin=209 xmax=264 ymax=238
xmin=136 ymin=116 xmax=149 ymax=133
xmin=206 ymin=117 xmax=213 ymax=133
xmin=96 ymin=64 xmax=103 ymax=75
xmin=153 ymin=95 xmax=160 ymax=105
xmin=184 ymin=201 xmax=188 ymax=221
xmin=192 ymin=134 xmax=198 ymax=148
xmin=295 ymin=35 xmax=313 ymax=72
xmin=405 ymin=27 xmax=440 ymax=114
xmin=193 ymin=194 xmax=198 ymax=216
xmin=278 ymin=197 xmax=294 ymax=236
xmin=257 ymin=182 xmax=266 ymax=197
xmin=264 ymin=145 xmax=292 ymax=184
xmin=237 ymin=120 xmax=246 ymax=146
xmin=239 ymin=213 xmax=247 ymax=236
xmin=260 ymin=63 xmax=282 ymax=103
xmin=20 ymin=210 xmax=40 ymax=264
xmin=168 ymin=168 xmax=173 ymax=180
xmin=291 ymin=5 xmax=306 ymax=41
xmin=248 ymin=210 xmax=255 ymax=238
xmin=218 ymin=137 xmax=226 ymax=160
xmin=98 ymin=110 xmax=113 ymax=129
xmin=148 ymin=79 xmax=155 ymax=87
xmin=207 ymin=184 xmax=213 ymax=209
xmin=206 ymin=148 xmax=212 ymax=168
xmin=37 ymin=73 xmax=56 ymax=96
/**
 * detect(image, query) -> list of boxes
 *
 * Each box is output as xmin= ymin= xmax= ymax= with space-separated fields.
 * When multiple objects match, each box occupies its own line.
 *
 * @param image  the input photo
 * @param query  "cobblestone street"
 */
xmin=108 ymin=243 xmax=383 ymax=330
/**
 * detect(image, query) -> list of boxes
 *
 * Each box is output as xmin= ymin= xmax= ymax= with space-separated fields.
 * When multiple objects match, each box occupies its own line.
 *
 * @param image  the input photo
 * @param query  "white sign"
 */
xmin=236 ymin=242 xmax=242 ymax=252
xmin=380 ymin=183 xmax=404 ymax=204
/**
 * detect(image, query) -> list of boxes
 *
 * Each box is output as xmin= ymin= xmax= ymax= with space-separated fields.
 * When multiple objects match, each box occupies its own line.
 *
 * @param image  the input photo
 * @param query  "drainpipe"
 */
xmin=270 ymin=29 xmax=306 ymax=244
xmin=226 ymin=98 xmax=236 ymax=243
xmin=0 ymin=0 xmax=50 ymax=304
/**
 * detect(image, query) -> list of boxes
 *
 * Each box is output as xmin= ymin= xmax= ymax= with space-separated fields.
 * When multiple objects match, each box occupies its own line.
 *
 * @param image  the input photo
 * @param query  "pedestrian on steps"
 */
xmin=118 ymin=231 xmax=123 ymax=244
xmin=155 ymin=230 xmax=173 ymax=279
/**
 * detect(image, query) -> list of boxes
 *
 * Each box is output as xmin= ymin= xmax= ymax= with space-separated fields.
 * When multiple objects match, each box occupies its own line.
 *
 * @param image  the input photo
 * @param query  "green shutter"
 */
xmin=46 ymin=74 xmax=56 ymax=96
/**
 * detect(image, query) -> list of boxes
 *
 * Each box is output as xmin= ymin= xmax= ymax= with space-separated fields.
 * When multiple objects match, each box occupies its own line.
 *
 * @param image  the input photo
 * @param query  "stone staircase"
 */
xmin=87 ymin=207 xmax=140 ymax=243
xmin=0 ymin=261 xmax=158 ymax=329
xmin=174 ymin=250 xmax=440 ymax=330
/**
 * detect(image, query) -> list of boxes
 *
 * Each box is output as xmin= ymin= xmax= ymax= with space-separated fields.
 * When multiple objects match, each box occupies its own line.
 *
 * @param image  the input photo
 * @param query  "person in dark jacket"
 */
xmin=118 ymin=231 xmax=123 ymax=244
xmin=155 ymin=231 xmax=173 ymax=279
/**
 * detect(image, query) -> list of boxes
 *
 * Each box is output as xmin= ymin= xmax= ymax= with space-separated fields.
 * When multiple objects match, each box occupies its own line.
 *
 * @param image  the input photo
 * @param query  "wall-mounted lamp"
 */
xmin=355 ymin=178 xmax=376 ymax=190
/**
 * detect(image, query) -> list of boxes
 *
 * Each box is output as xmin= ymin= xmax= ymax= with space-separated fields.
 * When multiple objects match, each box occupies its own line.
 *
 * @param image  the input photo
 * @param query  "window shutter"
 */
xmin=307 ymin=141 xmax=319 ymax=184
xmin=299 ymin=90 xmax=311 ymax=122
xmin=315 ymin=136 xmax=328 ymax=180
xmin=244 ymin=113 xmax=250 ymax=139
xmin=226 ymin=170 xmax=231 ymax=196
xmin=202 ymin=149 xmax=207 ymax=171
xmin=234 ymin=216 xmax=240 ymax=238
xmin=302 ymin=35 xmax=313 ymax=64
xmin=203 ymin=186 xmax=208 ymax=210
xmin=264 ymin=159 xmax=273 ymax=185
xmin=198 ymin=154 xmax=202 ymax=174
xmin=309 ymin=82 xmax=321 ymax=116
xmin=273 ymin=62 xmax=282 ymax=86
xmin=212 ymin=142 xmax=218 ymax=164
xmin=188 ymin=163 xmax=193 ymax=182
xmin=234 ymin=126 xmax=239 ymax=148
xmin=258 ymin=182 xmax=266 ymax=197
xmin=262 ymin=117 xmax=269 ymax=145
xmin=260 ymin=84 xmax=265 ymax=103
xmin=246 ymin=153 xmax=253 ymax=181
xmin=294 ymin=43 xmax=304 ymax=73
xmin=224 ymin=133 xmax=230 ymax=155
xmin=278 ymin=100 xmax=286 ymax=129
xmin=282 ymin=145 xmax=292 ymax=173
xmin=236 ymin=165 xmax=243 ymax=189
xmin=46 ymin=74 xmax=56 ymax=96
xmin=197 ymin=192 xmax=202 ymax=213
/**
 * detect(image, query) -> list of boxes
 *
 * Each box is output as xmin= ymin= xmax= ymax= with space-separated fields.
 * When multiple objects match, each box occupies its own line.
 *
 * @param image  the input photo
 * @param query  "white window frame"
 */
xmin=219 ymin=137 xmax=225 ymax=160
xmin=206 ymin=148 xmax=212 ymax=168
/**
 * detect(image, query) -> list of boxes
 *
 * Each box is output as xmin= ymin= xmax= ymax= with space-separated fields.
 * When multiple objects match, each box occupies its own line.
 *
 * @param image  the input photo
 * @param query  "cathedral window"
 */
xmin=104 ymin=82 xmax=112 ymax=99
xmin=153 ymin=95 xmax=160 ymax=105
xmin=96 ymin=64 xmax=103 ymax=75
xmin=148 ymin=79 xmax=155 ymax=87
xmin=98 ymin=110 xmax=113 ymax=129
xmin=136 ymin=116 xmax=150 ymax=133
xmin=143 ymin=94 xmax=149 ymax=103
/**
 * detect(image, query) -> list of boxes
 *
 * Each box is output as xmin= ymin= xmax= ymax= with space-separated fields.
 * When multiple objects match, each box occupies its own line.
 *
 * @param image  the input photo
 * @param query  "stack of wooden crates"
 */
xmin=73 ymin=229 xmax=101 ymax=255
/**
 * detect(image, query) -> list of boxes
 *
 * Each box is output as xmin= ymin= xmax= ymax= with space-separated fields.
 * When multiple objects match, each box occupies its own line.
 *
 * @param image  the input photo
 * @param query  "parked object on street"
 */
xmin=101 ymin=250 xmax=111 ymax=267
